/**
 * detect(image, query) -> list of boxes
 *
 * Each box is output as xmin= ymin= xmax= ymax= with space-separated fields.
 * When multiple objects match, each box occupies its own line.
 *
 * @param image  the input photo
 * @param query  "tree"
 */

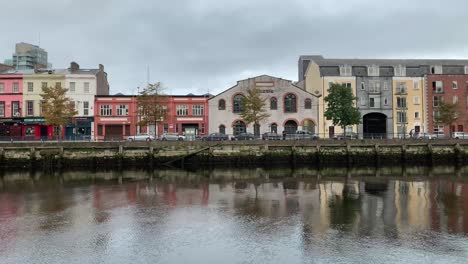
xmin=435 ymin=101 xmax=458 ymax=138
xmin=41 ymin=83 xmax=78 ymax=140
xmin=137 ymin=82 xmax=169 ymax=134
xmin=240 ymin=87 xmax=270 ymax=137
xmin=324 ymin=83 xmax=361 ymax=136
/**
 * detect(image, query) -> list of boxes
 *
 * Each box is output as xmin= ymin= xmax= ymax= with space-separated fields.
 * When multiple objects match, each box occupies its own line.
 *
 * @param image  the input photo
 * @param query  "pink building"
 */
xmin=0 ymin=74 xmax=23 ymax=138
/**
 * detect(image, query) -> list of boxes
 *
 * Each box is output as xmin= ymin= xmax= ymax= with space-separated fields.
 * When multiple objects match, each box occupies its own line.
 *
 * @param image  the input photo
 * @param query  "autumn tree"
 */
xmin=137 ymin=82 xmax=169 ymax=134
xmin=240 ymin=87 xmax=270 ymax=137
xmin=324 ymin=83 xmax=361 ymax=137
xmin=41 ymin=83 xmax=78 ymax=140
xmin=435 ymin=101 xmax=458 ymax=138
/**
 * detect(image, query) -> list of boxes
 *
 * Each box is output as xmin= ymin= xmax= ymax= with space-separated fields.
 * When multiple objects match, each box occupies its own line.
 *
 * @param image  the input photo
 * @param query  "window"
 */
xmin=176 ymin=104 xmax=188 ymax=116
xmin=432 ymin=81 xmax=443 ymax=93
xmin=201 ymin=123 xmax=205 ymax=134
xmin=453 ymin=96 xmax=459 ymax=104
xmin=453 ymin=81 xmax=458 ymax=89
xmin=0 ymin=83 xmax=4 ymax=93
xmin=413 ymin=96 xmax=420 ymax=105
xmin=270 ymin=123 xmax=278 ymax=133
xmin=41 ymin=82 xmax=47 ymax=89
xmin=100 ymin=105 xmax=112 ymax=116
xmin=27 ymin=82 xmax=33 ymax=92
xmin=304 ymin=98 xmax=312 ymax=109
xmin=465 ymin=66 xmax=468 ymax=74
xmin=175 ymin=124 xmax=178 ymax=133
xmin=83 ymin=101 xmax=89 ymax=116
xmin=433 ymin=111 xmax=441 ymax=121
xmin=434 ymin=125 xmax=444 ymax=135
xmin=360 ymin=82 xmax=365 ymax=90
xmin=84 ymin=82 xmax=90 ymax=93
xmin=369 ymin=96 xmax=380 ymax=108
xmin=233 ymin=120 xmax=246 ymax=135
xmin=368 ymin=65 xmax=379 ymax=76
xmin=270 ymin=97 xmax=277 ymax=110
xmin=431 ymin=65 xmax=442 ymax=74
xmin=340 ymin=65 xmax=352 ymax=76
xmin=284 ymin=93 xmax=297 ymax=113
xmin=219 ymin=125 xmax=226 ymax=134
xmin=13 ymin=82 xmax=19 ymax=93
xmin=163 ymin=124 xmax=168 ymax=133
xmin=11 ymin=101 xmax=20 ymax=117
xmin=397 ymin=97 xmax=407 ymax=108
xmin=383 ymin=97 xmax=388 ymax=106
xmin=0 ymin=102 xmax=4 ymax=117
xmin=413 ymin=81 xmax=419 ymax=90
xmin=397 ymin=111 xmax=407 ymax=123
xmin=415 ymin=112 xmax=420 ymax=119
xmin=360 ymin=97 xmax=366 ymax=106
xmin=97 ymin=125 xmax=103 ymax=136
xmin=25 ymin=127 xmax=35 ymax=136
xmin=192 ymin=104 xmax=204 ymax=116
xmin=383 ymin=82 xmax=388 ymax=90
xmin=433 ymin=96 xmax=443 ymax=107
xmin=233 ymin=94 xmax=244 ymax=113
xmin=369 ymin=81 xmax=380 ymax=93
xmin=26 ymin=101 xmax=34 ymax=116
xmin=69 ymin=82 xmax=76 ymax=92
xmin=39 ymin=101 xmax=46 ymax=115
xmin=395 ymin=65 xmax=406 ymax=76
xmin=117 ymin=104 xmax=129 ymax=116
xmin=342 ymin=82 xmax=352 ymax=88
xmin=218 ymin=99 xmax=226 ymax=110
xmin=396 ymin=82 xmax=407 ymax=94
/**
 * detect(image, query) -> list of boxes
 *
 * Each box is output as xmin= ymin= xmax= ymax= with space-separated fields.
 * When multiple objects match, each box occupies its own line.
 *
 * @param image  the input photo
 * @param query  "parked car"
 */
xmin=202 ymin=133 xmax=229 ymax=141
xmin=286 ymin=131 xmax=319 ymax=140
xmin=160 ymin=133 xmax=186 ymax=141
xmin=262 ymin=132 xmax=282 ymax=140
xmin=413 ymin=132 xmax=433 ymax=140
xmin=452 ymin=132 xmax=468 ymax=139
xmin=233 ymin=132 xmax=255 ymax=141
xmin=334 ymin=132 xmax=358 ymax=140
xmin=126 ymin=133 xmax=155 ymax=142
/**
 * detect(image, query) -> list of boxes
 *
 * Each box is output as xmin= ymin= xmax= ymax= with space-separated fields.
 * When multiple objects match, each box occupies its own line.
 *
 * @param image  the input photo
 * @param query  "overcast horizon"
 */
xmin=2 ymin=0 xmax=468 ymax=96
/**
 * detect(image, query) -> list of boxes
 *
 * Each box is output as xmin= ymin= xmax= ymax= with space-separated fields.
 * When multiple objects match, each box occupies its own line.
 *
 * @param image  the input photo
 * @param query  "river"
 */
xmin=1 ymin=167 xmax=468 ymax=263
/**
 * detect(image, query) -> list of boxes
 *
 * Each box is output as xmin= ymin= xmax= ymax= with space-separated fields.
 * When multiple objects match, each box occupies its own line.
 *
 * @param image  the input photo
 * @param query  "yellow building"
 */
xmin=392 ymin=77 xmax=425 ymax=137
xmin=23 ymin=71 xmax=65 ymax=117
xmin=304 ymin=60 xmax=357 ymax=138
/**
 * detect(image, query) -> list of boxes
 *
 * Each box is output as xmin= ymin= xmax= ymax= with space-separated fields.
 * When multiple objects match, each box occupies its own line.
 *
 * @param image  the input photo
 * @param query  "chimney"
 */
xmin=70 ymin=61 xmax=80 ymax=72
xmin=99 ymin=64 xmax=104 ymax=72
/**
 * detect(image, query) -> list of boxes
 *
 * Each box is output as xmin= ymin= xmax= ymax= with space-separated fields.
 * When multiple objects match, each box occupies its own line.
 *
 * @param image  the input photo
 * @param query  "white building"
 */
xmin=208 ymin=75 xmax=319 ymax=136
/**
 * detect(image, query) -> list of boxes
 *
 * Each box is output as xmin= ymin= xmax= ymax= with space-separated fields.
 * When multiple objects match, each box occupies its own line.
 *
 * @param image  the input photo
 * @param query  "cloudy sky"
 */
xmin=1 ymin=0 xmax=467 ymax=95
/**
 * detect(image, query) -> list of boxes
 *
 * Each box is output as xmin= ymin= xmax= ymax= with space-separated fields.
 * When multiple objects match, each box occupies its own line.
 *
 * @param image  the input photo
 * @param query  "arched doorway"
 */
xmin=363 ymin=113 xmax=387 ymax=138
xmin=284 ymin=120 xmax=298 ymax=134
xmin=302 ymin=119 xmax=315 ymax=134
xmin=233 ymin=120 xmax=246 ymax=135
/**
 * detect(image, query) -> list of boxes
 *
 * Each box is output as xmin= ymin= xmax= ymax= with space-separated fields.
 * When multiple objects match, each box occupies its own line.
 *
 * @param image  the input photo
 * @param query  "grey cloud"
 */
xmin=1 ymin=0 xmax=468 ymax=95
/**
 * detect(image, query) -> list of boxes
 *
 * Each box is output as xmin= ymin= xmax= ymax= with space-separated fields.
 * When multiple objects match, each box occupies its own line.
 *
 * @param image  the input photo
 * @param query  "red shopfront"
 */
xmin=23 ymin=118 xmax=54 ymax=140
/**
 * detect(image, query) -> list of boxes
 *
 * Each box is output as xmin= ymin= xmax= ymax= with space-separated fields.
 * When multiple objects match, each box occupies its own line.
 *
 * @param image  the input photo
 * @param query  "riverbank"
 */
xmin=0 ymin=139 xmax=467 ymax=170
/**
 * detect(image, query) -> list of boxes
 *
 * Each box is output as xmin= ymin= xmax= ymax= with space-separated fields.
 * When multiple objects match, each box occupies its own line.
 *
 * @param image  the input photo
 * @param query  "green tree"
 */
xmin=324 ymin=83 xmax=361 ymax=136
xmin=240 ymin=87 xmax=270 ymax=137
xmin=41 ymin=83 xmax=78 ymax=140
xmin=435 ymin=101 xmax=458 ymax=138
xmin=137 ymin=82 xmax=169 ymax=134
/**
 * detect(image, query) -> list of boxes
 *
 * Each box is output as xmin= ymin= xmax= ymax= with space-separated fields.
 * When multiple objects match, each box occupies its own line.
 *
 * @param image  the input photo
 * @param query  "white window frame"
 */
xmin=465 ymin=66 xmax=468 ymax=74
xmin=413 ymin=80 xmax=419 ymax=90
xmin=83 ymin=101 xmax=89 ymax=116
xmin=383 ymin=82 xmax=388 ymax=91
xmin=84 ymin=82 xmax=90 ymax=93
xmin=397 ymin=111 xmax=407 ymax=123
xmin=395 ymin=65 xmax=406 ymax=76
xmin=431 ymin=65 xmax=443 ymax=74
xmin=176 ymin=104 xmax=188 ymax=116
xmin=0 ymin=83 xmax=4 ymax=93
xmin=117 ymin=104 xmax=129 ymax=116
xmin=369 ymin=96 xmax=380 ymax=108
xmin=0 ymin=101 xmax=4 ymax=117
xmin=413 ymin=96 xmax=420 ymax=105
xmin=192 ymin=104 xmax=204 ymax=116
xmin=435 ymin=81 xmax=443 ymax=93
xmin=360 ymin=97 xmax=366 ymax=106
xmin=369 ymin=81 xmax=380 ymax=93
xmin=396 ymin=82 xmax=407 ymax=94
xmin=28 ymin=82 xmax=33 ymax=92
xmin=339 ymin=65 xmax=352 ymax=76
xmin=26 ymin=100 xmax=34 ymax=116
xmin=383 ymin=97 xmax=388 ymax=106
xmin=13 ymin=82 xmax=19 ymax=93
xmin=453 ymin=81 xmax=458 ymax=89
xmin=100 ymin=104 xmax=112 ymax=116
xmin=415 ymin=111 xmax=420 ymax=119
xmin=453 ymin=96 xmax=459 ymax=104
xmin=70 ymin=82 xmax=76 ymax=93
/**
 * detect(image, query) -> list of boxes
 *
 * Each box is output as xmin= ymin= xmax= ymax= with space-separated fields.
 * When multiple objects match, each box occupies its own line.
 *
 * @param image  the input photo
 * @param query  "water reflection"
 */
xmin=1 ymin=167 xmax=468 ymax=263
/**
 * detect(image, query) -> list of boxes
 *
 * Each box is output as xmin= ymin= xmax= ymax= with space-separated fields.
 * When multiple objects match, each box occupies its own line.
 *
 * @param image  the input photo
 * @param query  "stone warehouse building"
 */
xmin=208 ymin=75 xmax=319 ymax=136
xmin=300 ymin=55 xmax=468 ymax=138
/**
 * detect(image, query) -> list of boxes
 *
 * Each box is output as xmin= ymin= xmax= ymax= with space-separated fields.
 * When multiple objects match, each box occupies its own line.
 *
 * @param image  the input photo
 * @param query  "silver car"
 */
xmin=160 ymin=133 xmax=186 ymax=141
xmin=127 ymin=133 xmax=155 ymax=142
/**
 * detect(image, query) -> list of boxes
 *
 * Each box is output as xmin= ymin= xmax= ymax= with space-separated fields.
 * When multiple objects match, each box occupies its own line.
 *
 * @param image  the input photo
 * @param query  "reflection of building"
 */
xmin=209 ymin=75 xmax=319 ymax=136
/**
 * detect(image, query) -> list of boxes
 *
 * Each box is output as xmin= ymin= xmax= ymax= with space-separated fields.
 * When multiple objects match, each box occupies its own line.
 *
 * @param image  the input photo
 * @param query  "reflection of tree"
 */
xmin=437 ymin=182 xmax=460 ymax=232
xmin=328 ymin=185 xmax=361 ymax=231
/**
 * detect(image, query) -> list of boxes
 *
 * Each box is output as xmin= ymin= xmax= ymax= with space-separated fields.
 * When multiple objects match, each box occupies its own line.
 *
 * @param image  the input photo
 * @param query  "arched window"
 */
xmin=218 ymin=99 xmax=226 ymax=110
xmin=219 ymin=125 xmax=226 ymax=134
xmin=233 ymin=120 xmax=246 ymax=135
xmin=271 ymin=123 xmax=278 ymax=133
xmin=284 ymin=120 xmax=298 ymax=134
xmin=233 ymin=94 xmax=244 ymax=113
xmin=284 ymin=94 xmax=297 ymax=113
xmin=303 ymin=120 xmax=315 ymax=133
xmin=270 ymin=97 xmax=277 ymax=110
xmin=304 ymin=98 xmax=312 ymax=109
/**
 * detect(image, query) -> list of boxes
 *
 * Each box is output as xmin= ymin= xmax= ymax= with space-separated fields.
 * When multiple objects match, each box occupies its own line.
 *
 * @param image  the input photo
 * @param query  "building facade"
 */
xmin=11 ymin=42 xmax=49 ymax=70
xmin=0 ymin=74 xmax=23 ymax=138
xmin=209 ymin=75 xmax=319 ymax=136
xmin=301 ymin=55 xmax=468 ymax=138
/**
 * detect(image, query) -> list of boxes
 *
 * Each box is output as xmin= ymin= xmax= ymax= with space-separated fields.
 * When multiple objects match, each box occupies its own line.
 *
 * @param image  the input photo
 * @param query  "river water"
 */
xmin=1 ymin=167 xmax=468 ymax=264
